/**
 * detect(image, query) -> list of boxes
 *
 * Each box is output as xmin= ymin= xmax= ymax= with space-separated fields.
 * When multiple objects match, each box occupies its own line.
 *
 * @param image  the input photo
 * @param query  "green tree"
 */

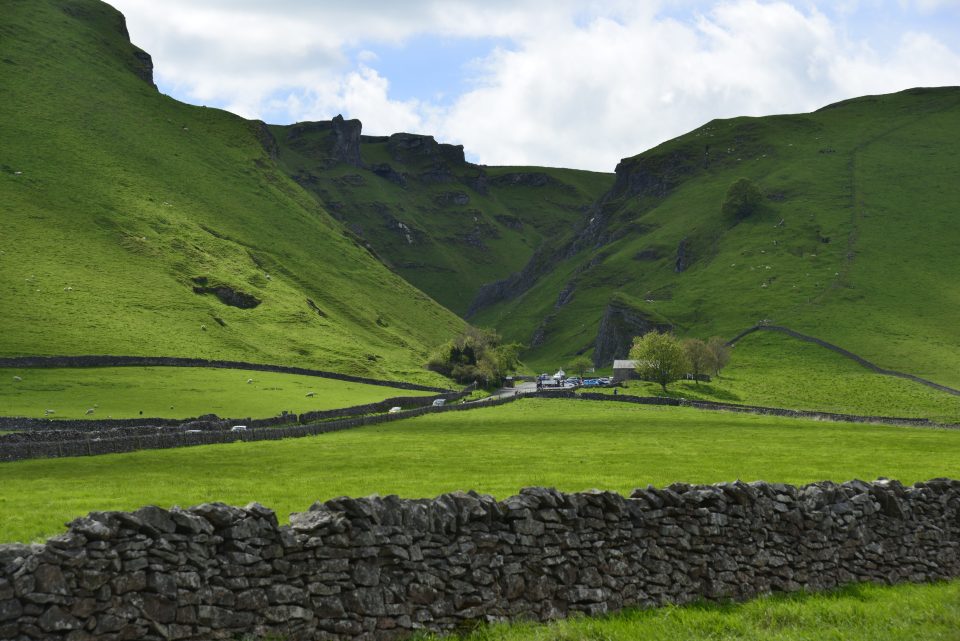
xmin=721 ymin=177 xmax=763 ymax=223
xmin=629 ymin=331 xmax=690 ymax=393
xmin=683 ymin=338 xmax=711 ymax=385
xmin=568 ymin=355 xmax=593 ymax=379
xmin=707 ymin=336 xmax=732 ymax=378
xmin=427 ymin=327 xmax=521 ymax=387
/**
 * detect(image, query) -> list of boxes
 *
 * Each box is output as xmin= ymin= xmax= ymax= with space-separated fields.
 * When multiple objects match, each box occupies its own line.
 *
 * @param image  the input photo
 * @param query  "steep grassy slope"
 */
xmin=268 ymin=119 xmax=613 ymax=314
xmin=0 ymin=0 xmax=465 ymax=384
xmin=471 ymin=88 xmax=960 ymax=388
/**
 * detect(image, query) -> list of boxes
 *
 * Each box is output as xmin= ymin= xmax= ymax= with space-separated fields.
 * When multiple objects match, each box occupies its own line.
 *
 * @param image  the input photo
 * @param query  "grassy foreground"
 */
xmin=2 ymin=399 xmax=960 ymax=543
xmin=417 ymin=581 xmax=960 ymax=641
xmin=0 ymin=366 xmax=432 ymax=420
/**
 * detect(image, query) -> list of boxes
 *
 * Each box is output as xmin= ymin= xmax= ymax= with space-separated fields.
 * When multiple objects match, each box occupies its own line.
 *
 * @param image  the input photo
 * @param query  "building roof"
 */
xmin=613 ymin=360 xmax=638 ymax=369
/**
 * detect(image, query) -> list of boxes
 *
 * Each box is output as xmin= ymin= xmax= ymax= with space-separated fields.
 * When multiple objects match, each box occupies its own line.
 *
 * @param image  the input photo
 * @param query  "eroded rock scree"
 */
xmin=1 ymin=479 xmax=959 ymax=640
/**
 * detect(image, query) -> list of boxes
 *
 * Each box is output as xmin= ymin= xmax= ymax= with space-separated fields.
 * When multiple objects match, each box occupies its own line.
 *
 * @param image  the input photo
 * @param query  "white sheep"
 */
xmin=201 ymin=324 xmax=207 ymax=331
xmin=247 ymin=378 xmax=254 ymax=384
xmin=85 ymin=408 xmax=95 ymax=415
xmin=305 ymin=392 xmax=316 ymax=397
xmin=12 ymin=375 xmax=21 ymax=382
xmin=44 ymin=409 xmax=55 ymax=415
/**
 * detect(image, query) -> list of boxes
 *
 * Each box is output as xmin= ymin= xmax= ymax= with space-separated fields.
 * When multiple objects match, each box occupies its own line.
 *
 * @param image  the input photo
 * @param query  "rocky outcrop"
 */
xmin=489 ymin=172 xmax=562 ymax=189
xmin=2 ymin=479 xmax=959 ymax=640
xmin=370 ymin=163 xmax=407 ymax=187
xmin=285 ymin=116 xmax=363 ymax=168
xmin=250 ymin=120 xmax=278 ymax=159
xmin=593 ymin=298 xmax=671 ymax=367
xmin=129 ymin=47 xmax=155 ymax=88
xmin=675 ymin=237 xmax=690 ymax=272
xmin=385 ymin=133 xmax=465 ymax=166
xmin=191 ymin=279 xmax=260 ymax=309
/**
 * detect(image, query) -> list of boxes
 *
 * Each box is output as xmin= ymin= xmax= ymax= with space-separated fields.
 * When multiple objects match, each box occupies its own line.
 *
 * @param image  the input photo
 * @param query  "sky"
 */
xmin=109 ymin=0 xmax=960 ymax=172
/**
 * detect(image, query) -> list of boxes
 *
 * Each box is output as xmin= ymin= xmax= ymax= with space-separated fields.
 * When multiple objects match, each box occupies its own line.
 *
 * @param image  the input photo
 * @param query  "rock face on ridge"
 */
xmin=285 ymin=115 xmax=363 ymax=168
xmin=593 ymin=298 xmax=671 ymax=367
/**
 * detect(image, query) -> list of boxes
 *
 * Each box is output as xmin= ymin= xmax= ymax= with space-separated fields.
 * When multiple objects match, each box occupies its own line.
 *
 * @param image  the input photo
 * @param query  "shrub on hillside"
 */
xmin=427 ymin=327 xmax=521 ymax=387
xmin=721 ymin=177 xmax=763 ymax=223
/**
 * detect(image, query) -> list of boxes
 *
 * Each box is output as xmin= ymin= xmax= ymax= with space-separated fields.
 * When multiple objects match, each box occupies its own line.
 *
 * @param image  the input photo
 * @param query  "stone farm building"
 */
xmin=613 ymin=359 xmax=638 ymax=382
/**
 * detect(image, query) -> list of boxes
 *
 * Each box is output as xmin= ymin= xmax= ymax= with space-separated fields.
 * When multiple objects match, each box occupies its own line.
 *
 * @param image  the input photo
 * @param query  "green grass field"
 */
xmin=420 ymin=581 xmax=960 ymax=641
xmin=3 ymin=399 xmax=959 ymax=544
xmin=592 ymin=331 xmax=960 ymax=423
xmin=0 ymin=366 xmax=432 ymax=419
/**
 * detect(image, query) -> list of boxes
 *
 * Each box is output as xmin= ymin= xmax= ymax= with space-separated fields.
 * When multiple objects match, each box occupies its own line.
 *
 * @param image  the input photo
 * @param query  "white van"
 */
xmin=432 ymin=398 xmax=446 ymax=407
xmin=388 ymin=406 xmax=402 ymax=414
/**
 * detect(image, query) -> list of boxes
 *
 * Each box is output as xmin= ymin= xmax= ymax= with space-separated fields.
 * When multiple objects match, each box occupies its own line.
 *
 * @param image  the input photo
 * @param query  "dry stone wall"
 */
xmin=2 ymin=478 xmax=959 ymax=640
xmin=0 ymin=386 xmax=486 ymax=464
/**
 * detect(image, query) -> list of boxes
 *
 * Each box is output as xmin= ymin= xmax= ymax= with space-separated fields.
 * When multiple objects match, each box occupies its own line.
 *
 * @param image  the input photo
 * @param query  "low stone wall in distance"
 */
xmin=0 ymin=385 xmax=486 ymax=463
xmin=1 ymin=478 xmax=958 ymax=640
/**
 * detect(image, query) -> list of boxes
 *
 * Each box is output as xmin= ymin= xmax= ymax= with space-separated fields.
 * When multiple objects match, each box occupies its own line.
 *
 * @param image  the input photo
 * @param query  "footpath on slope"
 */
xmin=727 ymin=325 xmax=960 ymax=396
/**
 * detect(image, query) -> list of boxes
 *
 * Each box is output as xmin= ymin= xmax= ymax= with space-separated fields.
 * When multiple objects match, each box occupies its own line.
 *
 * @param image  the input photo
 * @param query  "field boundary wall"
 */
xmin=1 ymin=479 xmax=958 ymax=640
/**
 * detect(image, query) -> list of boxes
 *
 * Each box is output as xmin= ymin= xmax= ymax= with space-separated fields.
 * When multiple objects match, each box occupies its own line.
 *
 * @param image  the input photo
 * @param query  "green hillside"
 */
xmin=268 ymin=119 xmax=613 ymax=314
xmin=471 ymin=88 xmax=960 ymax=388
xmin=0 ymin=0 xmax=463 ymax=384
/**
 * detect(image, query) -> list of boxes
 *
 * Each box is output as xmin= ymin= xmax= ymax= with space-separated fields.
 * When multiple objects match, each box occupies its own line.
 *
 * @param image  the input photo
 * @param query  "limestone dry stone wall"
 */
xmin=2 ymin=478 xmax=959 ymax=640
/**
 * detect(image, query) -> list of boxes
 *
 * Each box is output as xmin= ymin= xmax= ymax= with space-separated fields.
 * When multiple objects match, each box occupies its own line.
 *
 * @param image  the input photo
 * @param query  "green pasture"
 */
xmin=0 ymin=367 xmax=433 ymax=420
xmin=592 ymin=330 xmax=960 ymax=423
xmin=421 ymin=581 xmax=960 ymax=641
xmin=3 ymin=398 xmax=959 ymax=544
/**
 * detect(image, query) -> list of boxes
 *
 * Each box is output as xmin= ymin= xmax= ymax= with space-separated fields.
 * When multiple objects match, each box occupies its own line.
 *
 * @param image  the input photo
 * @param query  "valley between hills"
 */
xmin=3 ymin=2 xmax=960 ymax=641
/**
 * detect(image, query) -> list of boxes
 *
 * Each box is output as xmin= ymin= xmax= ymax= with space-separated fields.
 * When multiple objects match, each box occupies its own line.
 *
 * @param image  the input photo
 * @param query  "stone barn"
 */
xmin=612 ymin=359 xmax=638 ymax=382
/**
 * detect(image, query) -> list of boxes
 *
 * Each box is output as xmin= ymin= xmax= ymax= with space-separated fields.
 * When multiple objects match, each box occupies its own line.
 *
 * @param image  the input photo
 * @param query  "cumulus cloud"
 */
xmin=110 ymin=0 xmax=960 ymax=171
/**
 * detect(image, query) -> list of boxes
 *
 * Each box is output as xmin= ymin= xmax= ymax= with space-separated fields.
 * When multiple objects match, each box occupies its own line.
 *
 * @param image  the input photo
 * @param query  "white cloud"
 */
xmin=110 ymin=0 xmax=960 ymax=171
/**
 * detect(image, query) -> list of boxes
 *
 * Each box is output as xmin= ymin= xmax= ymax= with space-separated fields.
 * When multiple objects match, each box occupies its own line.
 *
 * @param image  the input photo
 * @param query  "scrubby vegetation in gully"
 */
xmin=2 ymin=0 xmax=960 ymax=639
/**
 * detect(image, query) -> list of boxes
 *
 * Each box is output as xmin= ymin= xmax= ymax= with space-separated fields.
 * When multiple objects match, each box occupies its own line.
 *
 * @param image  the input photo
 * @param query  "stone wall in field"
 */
xmin=0 ymin=355 xmax=450 ymax=393
xmin=2 ymin=478 xmax=959 ymax=640
xmin=0 ymin=385 xmax=485 ymax=463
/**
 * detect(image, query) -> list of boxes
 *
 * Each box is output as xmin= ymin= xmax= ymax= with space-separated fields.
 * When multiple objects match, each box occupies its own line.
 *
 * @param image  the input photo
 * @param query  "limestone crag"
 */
xmin=593 ymin=298 xmax=671 ymax=367
xmin=286 ymin=116 xmax=363 ymax=168
xmin=2 ymin=479 xmax=959 ymax=640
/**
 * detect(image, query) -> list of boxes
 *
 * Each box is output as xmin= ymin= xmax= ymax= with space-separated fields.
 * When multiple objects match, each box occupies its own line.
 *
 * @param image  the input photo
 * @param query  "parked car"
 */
xmin=432 ymin=398 xmax=446 ymax=407
xmin=582 ymin=379 xmax=602 ymax=387
xmin=388 ymin=406 xmax=402 ymax=414
xmin=230 ymin=425 xmax=247 ymax=432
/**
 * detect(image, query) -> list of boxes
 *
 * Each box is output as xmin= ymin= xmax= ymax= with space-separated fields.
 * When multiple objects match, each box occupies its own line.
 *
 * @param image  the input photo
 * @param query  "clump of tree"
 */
xmin=427 ymin=327 xmax=521 ymax=387
xmin=631 ymin=332 xmax=734 ymax=392
xmin=707 ymin=336 xmax=731 ymax=378
xmin=629 ymin=331 xmax=690 ymax=393
xmin=721 ymin=177 xmax=763 ymax=223
xmin=568 ymin=355 xmax=593 ymax=379
xmin=683 ymin=338 xmax=711 ymax=385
